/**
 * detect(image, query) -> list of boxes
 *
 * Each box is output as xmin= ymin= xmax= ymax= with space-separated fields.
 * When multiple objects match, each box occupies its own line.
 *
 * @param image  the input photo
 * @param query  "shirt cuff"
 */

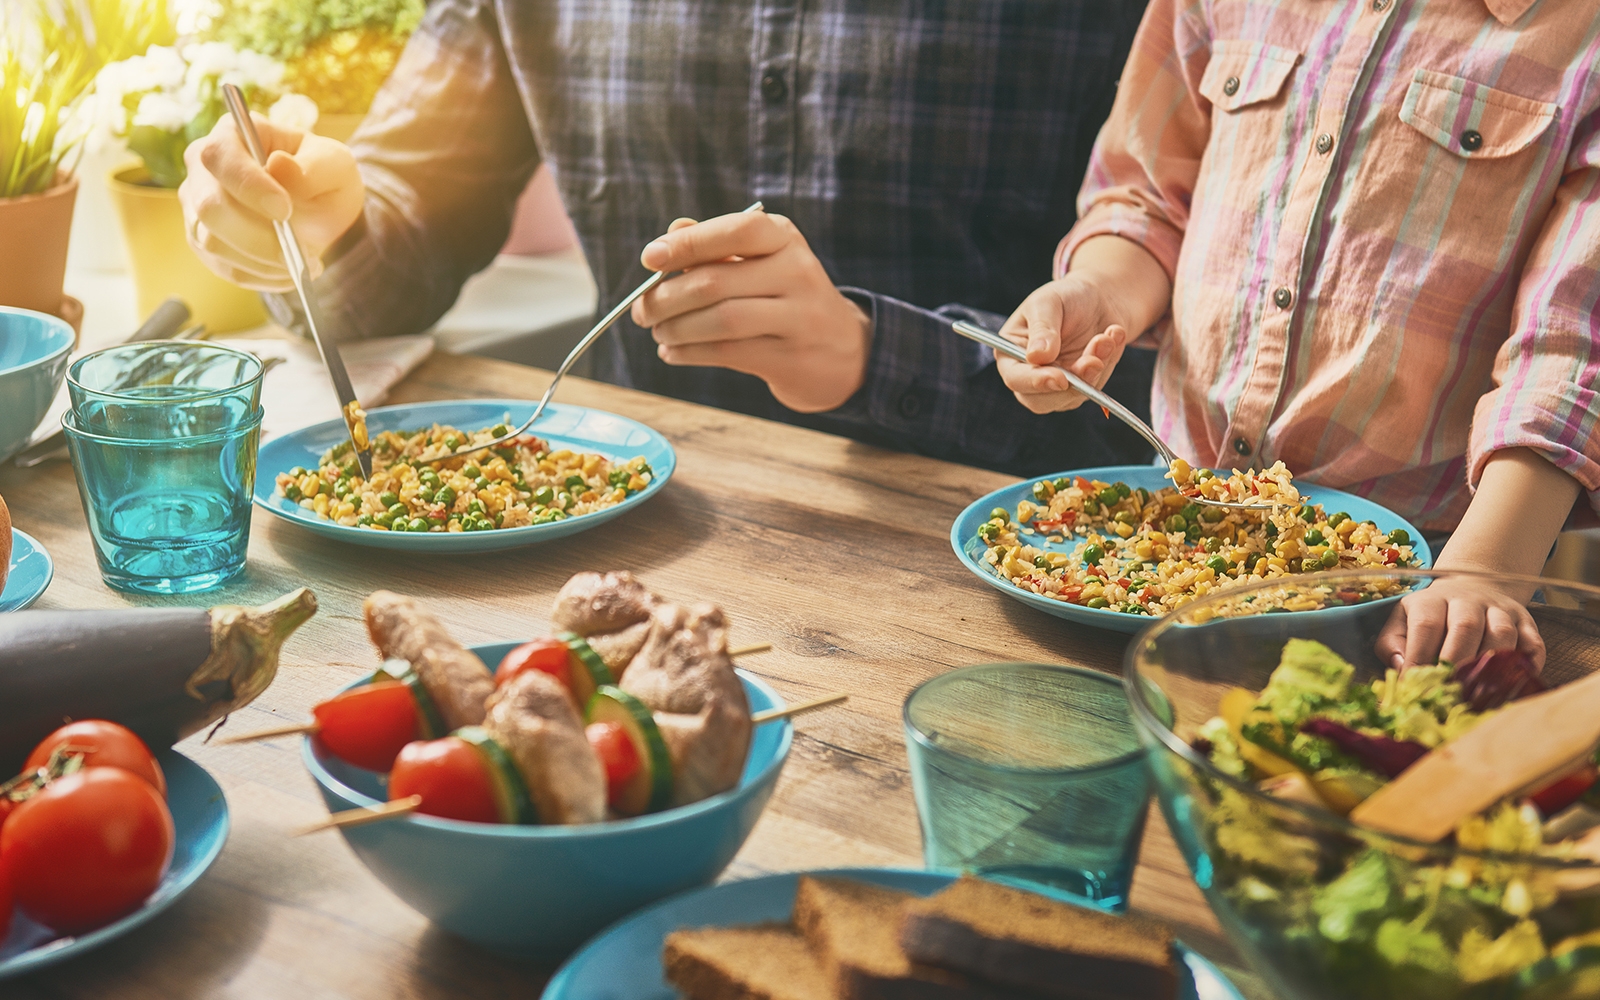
xmin=1054 ymin=201 xmax=1186 ymax=281
xmin=828 ymin=288 xmax=989 ymax=441
xmin=1470 ymin=389 xmax=1600 ymax=517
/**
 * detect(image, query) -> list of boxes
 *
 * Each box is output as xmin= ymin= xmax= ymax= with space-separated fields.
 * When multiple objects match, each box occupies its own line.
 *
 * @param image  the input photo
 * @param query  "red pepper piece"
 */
xmin=1529 ymin=765 xmax=1599 ymax=817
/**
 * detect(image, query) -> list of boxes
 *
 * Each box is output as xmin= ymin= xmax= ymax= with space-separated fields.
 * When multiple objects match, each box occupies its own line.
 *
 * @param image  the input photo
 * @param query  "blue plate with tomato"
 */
xmin=254 ymin=400 xmax=676 ymax=553
xmin=0 ymin=529 xmax=53 ymax=613
xmin=951 ymin=465 xmax=1432 ymax=635
xmin=541 ymin=867 xmax=1248 ymax=1000
xmin=0 ymin=750 xmax=229 ymax=980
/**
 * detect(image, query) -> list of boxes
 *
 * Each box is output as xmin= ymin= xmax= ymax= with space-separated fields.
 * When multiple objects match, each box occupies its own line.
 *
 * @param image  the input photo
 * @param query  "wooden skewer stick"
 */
xmin=294 ymin=795 xmax=423 ymax=836
xmin=753 ymin=692 xmax=848 ymax=724
xmin=728 ymin=642 xmax=772 ymax=657
xmin=215 ymin=721 xmax=320 ymax=745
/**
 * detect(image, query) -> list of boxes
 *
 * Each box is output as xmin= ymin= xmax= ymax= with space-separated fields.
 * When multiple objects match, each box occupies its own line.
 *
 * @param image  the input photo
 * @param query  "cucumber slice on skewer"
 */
xmin=454 ymin=725 xmax=539 ymax=825
xmin=558 ymin=632 xmax=615 ymax=706
xmin=585 ymin=686 xmax=673 ymax=816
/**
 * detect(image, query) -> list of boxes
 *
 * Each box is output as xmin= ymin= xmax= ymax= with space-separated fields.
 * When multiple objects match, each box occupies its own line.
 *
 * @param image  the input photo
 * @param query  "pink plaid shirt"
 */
xmin=1059 ymin=0 xmax=1600 ymax=533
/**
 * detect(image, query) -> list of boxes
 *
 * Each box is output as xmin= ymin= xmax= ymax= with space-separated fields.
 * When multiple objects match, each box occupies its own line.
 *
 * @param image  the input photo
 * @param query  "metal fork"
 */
xmin=952 ymin=319 xmax=1277 ymax=511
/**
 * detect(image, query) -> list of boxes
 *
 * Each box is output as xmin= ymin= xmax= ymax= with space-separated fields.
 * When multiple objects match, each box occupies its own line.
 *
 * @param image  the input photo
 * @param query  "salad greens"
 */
xmin=1192 ymin=640 xmax=1600 ymax=998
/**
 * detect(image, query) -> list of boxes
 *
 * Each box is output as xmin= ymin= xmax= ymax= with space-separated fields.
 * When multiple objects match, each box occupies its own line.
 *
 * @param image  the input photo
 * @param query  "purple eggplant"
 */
xmin=1300 ymin=718 xmax=1428 ymax=778
xmin=0 ymin=589 xmax=316 ymax=771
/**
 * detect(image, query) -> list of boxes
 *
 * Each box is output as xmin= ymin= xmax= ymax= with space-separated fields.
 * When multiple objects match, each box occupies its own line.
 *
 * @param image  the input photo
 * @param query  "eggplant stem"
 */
xmin=177 ymin=588 xmax=318 ymax=739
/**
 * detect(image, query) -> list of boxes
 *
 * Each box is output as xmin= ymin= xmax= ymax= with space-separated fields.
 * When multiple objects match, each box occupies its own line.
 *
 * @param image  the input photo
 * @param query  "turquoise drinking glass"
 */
xmin=68 ymin=341 xmax=263 ymax=439
xmin=62 ymin=407 xmax=262 ymax=594
xmin=903 ymin=662 xmax=1171 ymax=912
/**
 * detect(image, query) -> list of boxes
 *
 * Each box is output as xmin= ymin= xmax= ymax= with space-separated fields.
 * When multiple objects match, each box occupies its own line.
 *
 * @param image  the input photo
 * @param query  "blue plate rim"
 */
xmin=300 ymin=643 xmax=793 ymax=840
xmin=252 ymin=400 xmax=677 ymax=548
xmin=540 ymin=866 xmax=1247 ymax=1000
xmin=951 ymin=464 xmax=1433 ymax=631
xmin=1 ymin=528 xmax=53 ymax=613
xmin=0 ymin=750 xmax=230 ymax=980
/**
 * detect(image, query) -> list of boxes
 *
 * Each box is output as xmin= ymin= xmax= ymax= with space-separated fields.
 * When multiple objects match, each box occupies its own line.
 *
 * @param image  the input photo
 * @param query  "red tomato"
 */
xmin=1530 ymin=765 xmax=1598 ymax=816
xmin=388 ymin=738 xmax=501 ymax=824
xmin=24 ymin=720 xmax=165 ymax=797
xmin=0 ymin=855 xmax=10 ymax=941
xmin=586 ymin=722 xmax=641 ymax=808
xmin=312 ymin=682 xmax=420 ymax=772
xmin=1 ymin=768 xmax=174 ymax=934
xmin=0 ymin=797 xmax=13 ymax=829
xmin=497 ymin=638 xmax=571 ymax=690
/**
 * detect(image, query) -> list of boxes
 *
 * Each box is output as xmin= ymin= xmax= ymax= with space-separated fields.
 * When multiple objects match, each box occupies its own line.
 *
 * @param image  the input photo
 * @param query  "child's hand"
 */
xmin=993 ymin=275 xmax=1130 ymax=413
xmin=1374 ymin=575 xmax=1544 ymax=673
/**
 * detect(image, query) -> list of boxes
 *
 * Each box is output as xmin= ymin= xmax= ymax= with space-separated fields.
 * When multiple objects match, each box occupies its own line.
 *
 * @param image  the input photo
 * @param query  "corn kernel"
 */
xmin=1114 ymin=521 xmax=1135 ymax=538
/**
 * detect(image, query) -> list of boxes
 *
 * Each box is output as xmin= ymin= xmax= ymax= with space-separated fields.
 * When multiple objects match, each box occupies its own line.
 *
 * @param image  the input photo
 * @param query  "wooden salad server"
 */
xmin=1351 ymin=669 xmax=1600 ymax=842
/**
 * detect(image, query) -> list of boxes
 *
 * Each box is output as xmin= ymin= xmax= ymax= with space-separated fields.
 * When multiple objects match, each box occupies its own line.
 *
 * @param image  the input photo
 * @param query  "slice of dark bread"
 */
xmin=792 ymin=877 xmax=1016 ymax=1000
xmin=897 ymin=876 xmax=1177 ymax=1000
xmin=664 ymin=923 xmax=835 ymax=1000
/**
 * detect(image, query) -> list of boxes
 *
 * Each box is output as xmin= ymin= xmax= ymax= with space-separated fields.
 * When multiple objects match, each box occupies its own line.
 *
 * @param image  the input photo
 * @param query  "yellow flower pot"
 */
xmin=108 ymin=165 xmax=267 ymax=333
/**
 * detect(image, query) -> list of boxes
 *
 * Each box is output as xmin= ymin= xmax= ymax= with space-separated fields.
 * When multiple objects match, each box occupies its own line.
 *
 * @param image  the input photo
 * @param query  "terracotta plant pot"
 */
xmin=108 ymin=165 xmax=267 ymax=334
xmin=0 ymin=173 xmax=78 ymax=315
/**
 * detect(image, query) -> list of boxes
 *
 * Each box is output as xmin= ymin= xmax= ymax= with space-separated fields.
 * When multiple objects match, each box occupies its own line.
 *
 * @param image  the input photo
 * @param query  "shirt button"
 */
xmin=1222 ymin=76 xmax=1240 ymax=97
xmin=897 ymin=391 xmax=922 ymax=420
xmin=760 ymin=70 xmax=788 ymax=102
xmin=1315 ymin=133 xmax=1333 ymax=154
xmin=1273 ymin=287 xmax=1293 ymax=309
xmin=1460 ymin=129 xmax=1483 ymax=152
xmin=1233 ymin=437 xmax=1252 ymax=456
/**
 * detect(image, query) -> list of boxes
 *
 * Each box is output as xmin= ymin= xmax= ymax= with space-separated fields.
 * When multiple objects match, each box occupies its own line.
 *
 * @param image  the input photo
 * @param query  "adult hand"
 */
xmin=994 ymin=234 xmax=1171 ymax=414
xmin=630 ymin=211 xmax=871 ymax=413
xmin=178 ymin=114 xmax=364 ymax=292
xmin=1374 ymin=573 xmax=1544 ymax=673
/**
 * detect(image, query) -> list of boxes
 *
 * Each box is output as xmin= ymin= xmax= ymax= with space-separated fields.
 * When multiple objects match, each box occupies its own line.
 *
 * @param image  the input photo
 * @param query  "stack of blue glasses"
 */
xmin=62 ymin=341 xmax=265 ymax=594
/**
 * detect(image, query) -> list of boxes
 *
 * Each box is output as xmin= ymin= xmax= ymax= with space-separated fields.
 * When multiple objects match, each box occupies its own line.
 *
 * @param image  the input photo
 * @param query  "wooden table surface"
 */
xmin=1 ymin=353 xmax=1269 ymax=1000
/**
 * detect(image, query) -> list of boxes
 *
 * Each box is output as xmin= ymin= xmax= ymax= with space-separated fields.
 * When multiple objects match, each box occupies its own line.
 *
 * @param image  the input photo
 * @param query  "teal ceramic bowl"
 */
xmin=0 ymin=307 xmax=74 ymax=463
xmin=302 ymin=642 xmax=793 ymax=961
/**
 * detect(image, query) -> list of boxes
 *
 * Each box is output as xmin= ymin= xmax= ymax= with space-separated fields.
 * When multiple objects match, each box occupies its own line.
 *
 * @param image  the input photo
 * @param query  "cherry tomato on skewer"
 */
xmin=23 ymin=720 xmax=166 ymax=796
xmin=389 ymin=737 xmax=502 ymax=824
xmin=312 ymin=681 xmax=423 ymax=772
xmin=497 ymin=637 xmax=572 ymax=689
xmin=1 ymin=768 xmax=174 ymax=934
xmin=586 ymin=722 xmax=642 ymax=809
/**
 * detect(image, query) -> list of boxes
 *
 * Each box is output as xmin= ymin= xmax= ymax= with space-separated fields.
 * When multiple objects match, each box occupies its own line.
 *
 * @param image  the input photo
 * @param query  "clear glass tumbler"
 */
xmin=62 ymin=407 xmax=262 ymax=594
xmin=903 ymin=662 xmax=1170 ymax=912
xmin=68 ymin=341 xmax=263 ymax=439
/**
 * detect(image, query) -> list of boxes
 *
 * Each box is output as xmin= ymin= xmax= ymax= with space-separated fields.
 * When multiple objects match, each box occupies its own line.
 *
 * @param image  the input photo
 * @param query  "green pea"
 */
xmin=1300 ymin=506 xmax=1317 ymax=522
xmin=1032 ymin=480 xmax=1055 ymax=501
xmin=1097 ymin=487 xmax=1120 ymax=506
xmin=1033 ymin=555 xmax=1050 ymax=568
xmin=1265 ymin=522 xmax=1279 ymax=538
xmin=556 ymin=492 xmax=572 ymax=510
xmin=1304 ymin=529 xmax=1325 ymax=546
xmin=1164 ymin=514 xmax=1188 ymax=533
xmin=462 ymin=464 xmax=481 ymax=479
xmin=566 ymin=475 xmax=587 ymax=492
xmin=420 ymin=468 xmax=440 ymax=483
xmin=1113 ymin=510 xmax=1137 ymax=526
xmin=1285 ymin=557 xmax=1304 ymax=573
xmin=1387 ymin=528 xmax=1412 ymax=546
xmin=989 ymin=507 xmax=1011 ymax=524
xmin=333 ymin=480 xmax=351 ymax=499
xmin=1200 ymin=506 xmax=1225 ymax=523
xmin=1083 ymin=500 xmax=1102 ymax=515
xmin=1085 ymin=597 xmax=1111 ymax=609
xmin=1320 ymin=550 xmax=1340 ymax=569
xmin=407 ymin=517 xmax=428 ymax=532
xmin=467 ymin=498 xmax=486 ymax=515
xmin=434 ymin=486 xmax=456 ymax=508
xmin=417 ymin=488 xmax=436 ymax=503
xmin=443 ymin=435 xmax=461 ymax=450
xmin=284 ymin=484 xmax=303 ymax=501
xmin=1206 ymin=555 xmax=1229 ymax=574
xmin=426 ymin=516 xmax=446 ymax=528
xmin=1053 ymin=477 xmax=1071 ymax=490
xmin=378 ymin=491 xmax=400 ymax=508
xmin=475 ymin=476 xmax=490 ymax=490
xmin=1328 ymin=511 xmax=1350 ymax=528
xmin=978 ymin=523 xmax=1001 ymax=542
xmin=609 ymin=469 xmax=632 ymax=488
xmin=1180 ymin=503 xmax=1202 ymax=521
xmin=1083 ymin=543 xmax=1105 ymax=564
xmin=531 ymin=486 xmax=555 ymax=506
xmin=384 ymin=503 xmax=405 ymax=519
xmin=1195 ymin=468 xmax=1215 ymax=481
xmin=289 ymin=466 xmax=308 ymax=478
xmin=388 ymin=518 xmax=406 ymax=532
xmin=1136 ymin=487 xmax=1151 ymax=505
xmin=1204 ymin=536 xmax=1221 ymax=552
xmin=1185 ymin=524 xmax=1202 ymax=542
xmin=1115 ymin=482 xmax=1132 ymax=499
xmin=492 ymin=424 xmax=509 ymax=437
xmin=356 ymin=514 xmax=374 ymax=527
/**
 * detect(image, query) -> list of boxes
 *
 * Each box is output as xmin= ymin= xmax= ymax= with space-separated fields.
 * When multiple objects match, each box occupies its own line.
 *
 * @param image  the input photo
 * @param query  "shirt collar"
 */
xmin=1482 ymin=0 xmax=1538 ymax=27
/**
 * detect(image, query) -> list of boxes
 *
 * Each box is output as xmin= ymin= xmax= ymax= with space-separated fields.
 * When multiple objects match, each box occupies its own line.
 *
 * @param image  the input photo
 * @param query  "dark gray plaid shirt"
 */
xmin=284 ymin=0 xmax=1155 ymax=474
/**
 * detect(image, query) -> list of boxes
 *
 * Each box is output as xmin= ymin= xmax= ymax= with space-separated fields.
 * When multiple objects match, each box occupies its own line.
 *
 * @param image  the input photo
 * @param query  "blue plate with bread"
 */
xmin=542 ymin=867 xmax=1246 ymax=999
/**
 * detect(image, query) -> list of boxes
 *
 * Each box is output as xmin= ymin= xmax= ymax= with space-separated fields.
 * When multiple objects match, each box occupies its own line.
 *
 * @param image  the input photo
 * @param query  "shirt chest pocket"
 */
xmin=1199 ymin=39 xmax=1301 ymax=112
xmin=1398 ymin=69 xmax=1557 ymax=159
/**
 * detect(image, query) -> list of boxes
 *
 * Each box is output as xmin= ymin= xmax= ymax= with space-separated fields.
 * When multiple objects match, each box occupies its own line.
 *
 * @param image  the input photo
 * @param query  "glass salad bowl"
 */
xmin=1125 ymin=568 xmax=1600 ymax=1000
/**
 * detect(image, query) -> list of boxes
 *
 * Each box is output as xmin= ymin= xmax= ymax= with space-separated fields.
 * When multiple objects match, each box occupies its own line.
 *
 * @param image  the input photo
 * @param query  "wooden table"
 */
xmin=1 ymin=354 xmax=1269 ymax=999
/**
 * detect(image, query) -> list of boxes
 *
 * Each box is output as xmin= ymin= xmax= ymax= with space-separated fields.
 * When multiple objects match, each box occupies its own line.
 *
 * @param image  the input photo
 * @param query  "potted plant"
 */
xmin=203 ymin=0 xmax=423 ymax=142
xmin=93 ymin=41 xmax=317 ymax=332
